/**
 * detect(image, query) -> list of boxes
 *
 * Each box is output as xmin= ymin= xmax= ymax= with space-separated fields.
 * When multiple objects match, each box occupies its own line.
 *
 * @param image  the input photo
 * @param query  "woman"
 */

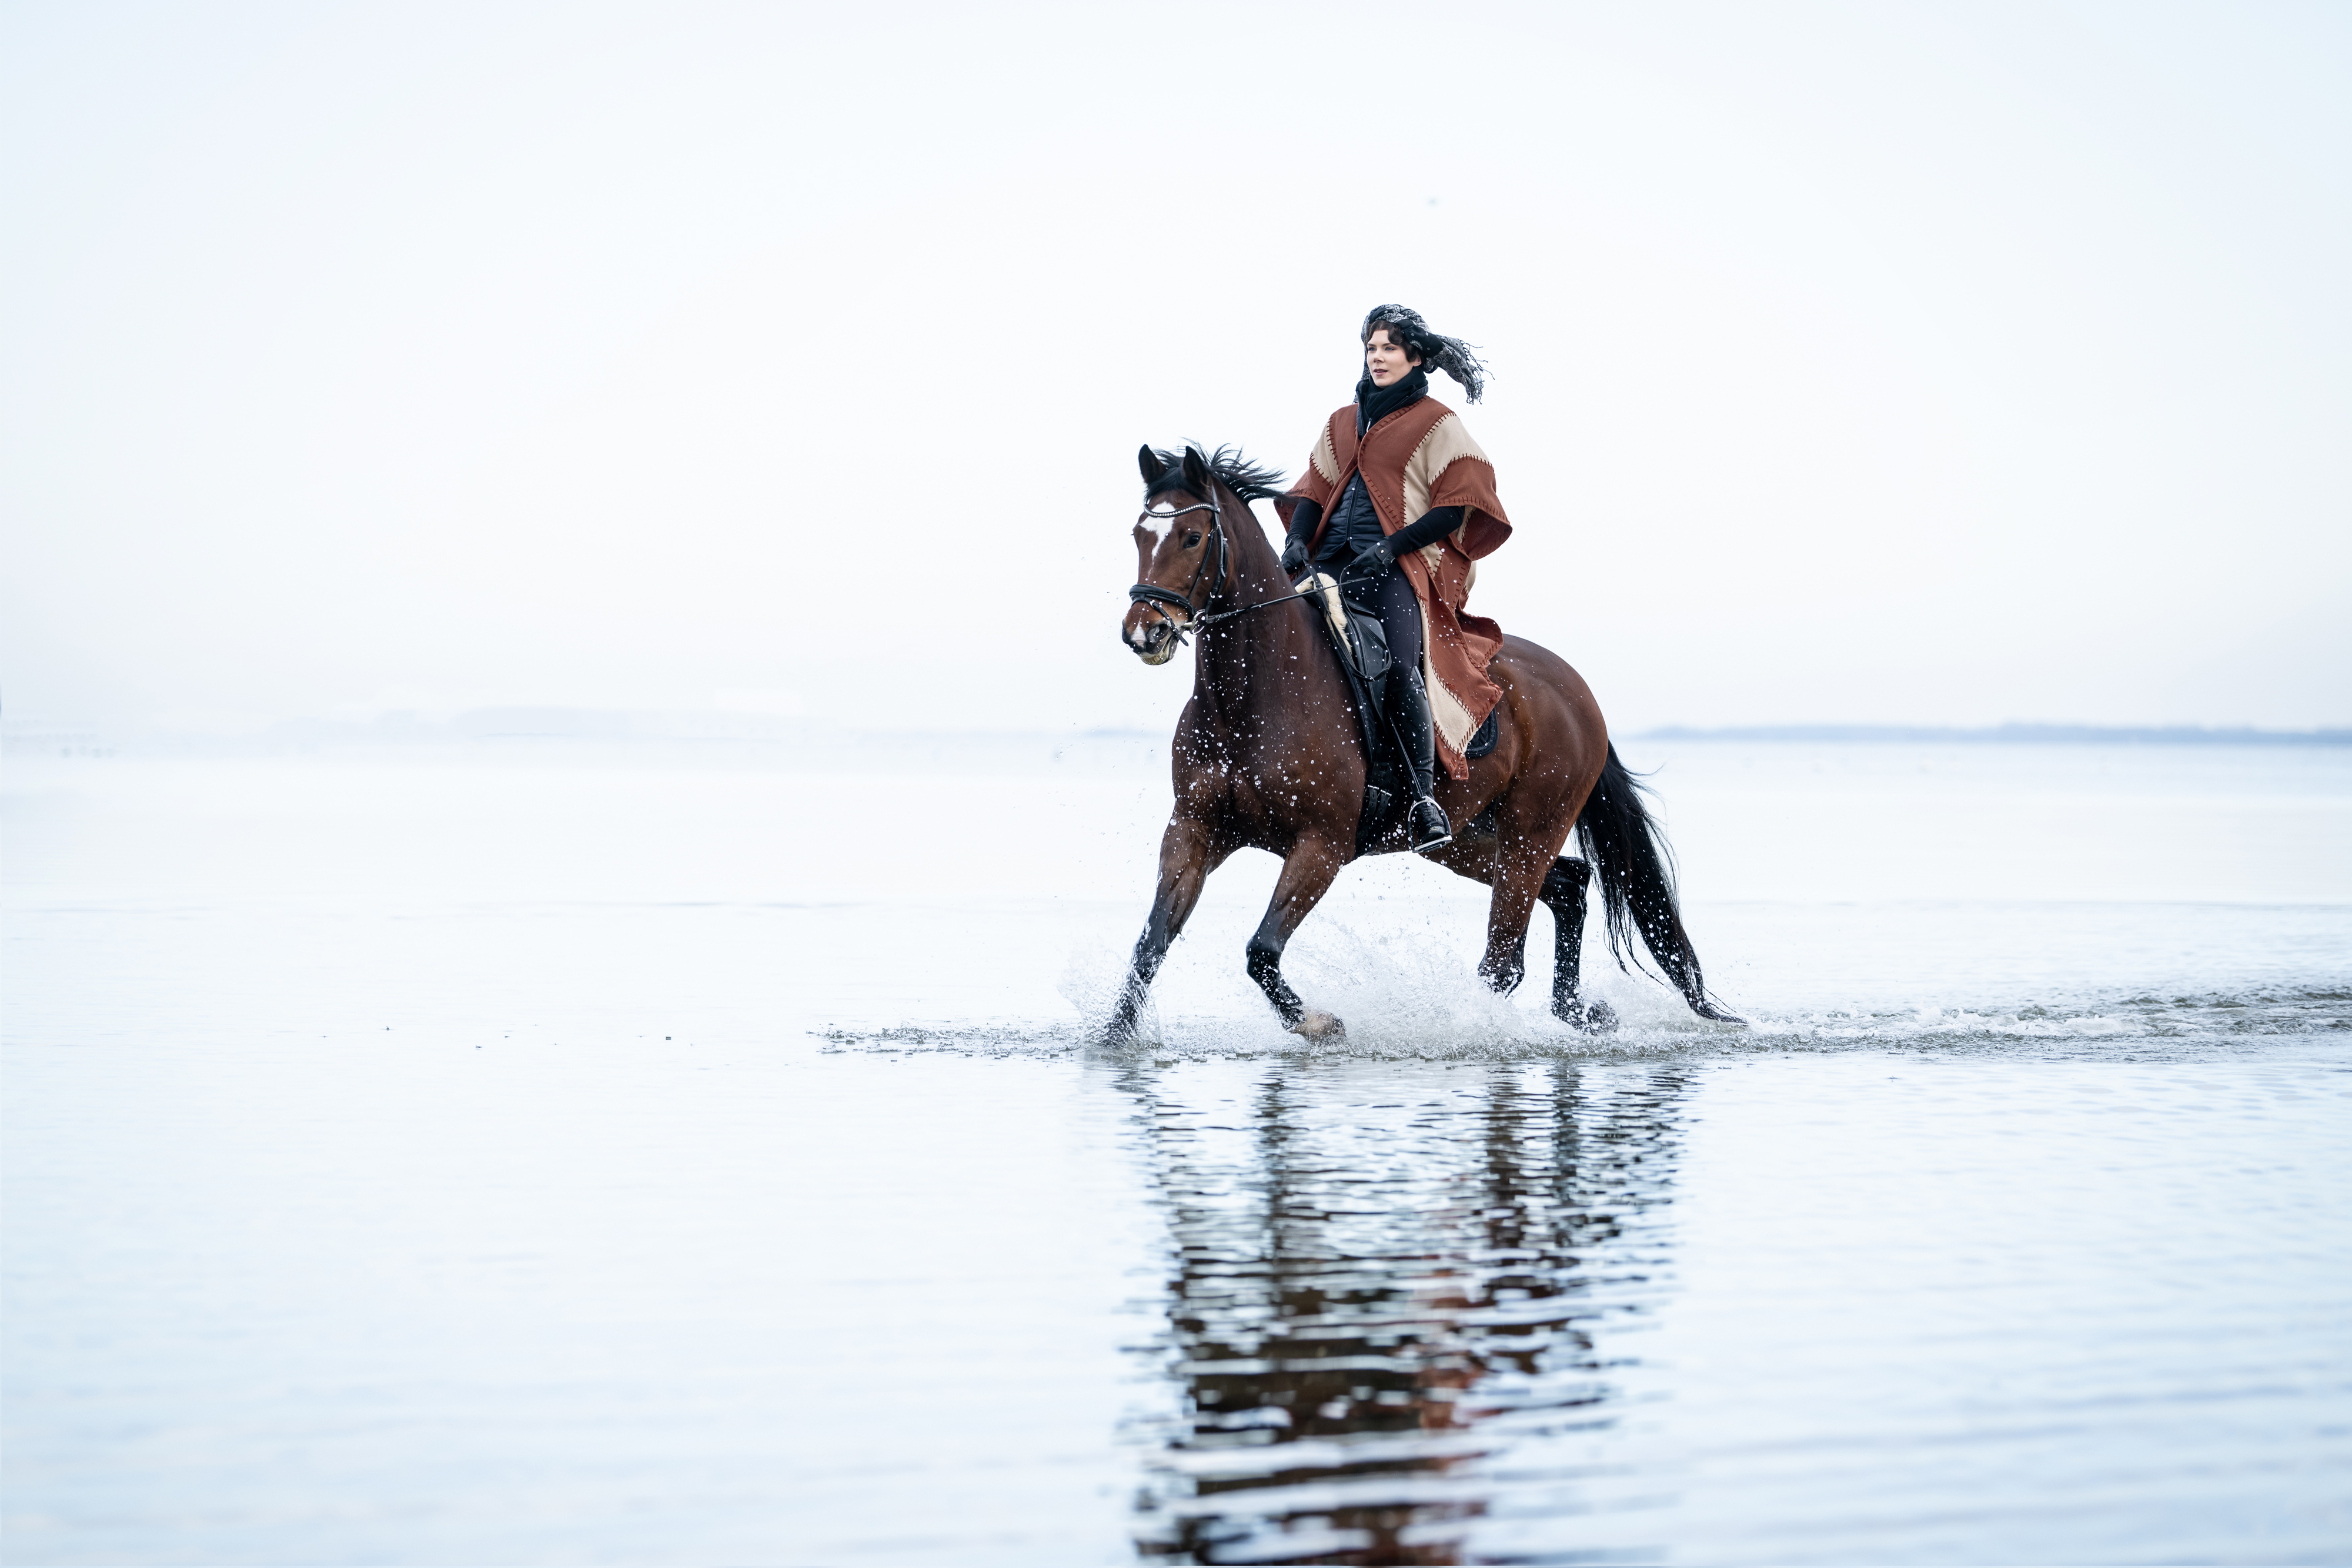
xmin=1275 ymin=304 xmax=1514 ymax=852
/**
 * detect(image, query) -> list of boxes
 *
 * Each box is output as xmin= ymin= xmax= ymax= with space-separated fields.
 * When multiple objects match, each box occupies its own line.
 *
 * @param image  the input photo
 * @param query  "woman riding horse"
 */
xmin=1112 ymin=320 xmax=1743 ymax=1043
xmin=1276 ymin=304 xmax=1512 ymax=854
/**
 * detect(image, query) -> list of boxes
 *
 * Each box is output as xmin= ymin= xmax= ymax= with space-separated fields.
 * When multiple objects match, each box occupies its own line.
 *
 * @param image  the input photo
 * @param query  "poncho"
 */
xmin=1275 ymin=397 xmax=1513 ymax=778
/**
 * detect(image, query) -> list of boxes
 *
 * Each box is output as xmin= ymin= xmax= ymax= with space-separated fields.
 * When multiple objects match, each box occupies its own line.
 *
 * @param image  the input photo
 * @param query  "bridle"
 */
xmin=1126 ymin=490 xmax=1230 ymax=643
xmin=1128 ymin=479 xmax=1373 ymax=646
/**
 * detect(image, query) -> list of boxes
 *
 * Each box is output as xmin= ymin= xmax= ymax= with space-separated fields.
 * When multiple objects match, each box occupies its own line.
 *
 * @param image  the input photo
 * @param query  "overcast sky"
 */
xmin=4 ymin=1 xmax=2346 ymax=735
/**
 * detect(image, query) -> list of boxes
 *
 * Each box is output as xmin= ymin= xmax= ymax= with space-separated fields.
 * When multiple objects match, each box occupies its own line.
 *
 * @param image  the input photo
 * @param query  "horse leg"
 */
xmin=1245 ymin=838 xmax=1348 ymax=1040
xmin=1424 ymin=834 xmax=1540 ymax=991
xmin=1418 ymin=822 xmax=1611 ymax=1031
xmin=1539 ymin=856 xmax=1615 ymax=1032
xmin=1474 ymin=841 xmax=1553 ymax=998
xmin=1104 ymin=817 xmax=1224 ymax=1045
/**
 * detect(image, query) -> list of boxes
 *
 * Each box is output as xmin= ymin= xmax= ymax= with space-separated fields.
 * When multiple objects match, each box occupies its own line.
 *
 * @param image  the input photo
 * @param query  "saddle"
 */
xmin=1295 ymin=572 xmax=1499 ymax=857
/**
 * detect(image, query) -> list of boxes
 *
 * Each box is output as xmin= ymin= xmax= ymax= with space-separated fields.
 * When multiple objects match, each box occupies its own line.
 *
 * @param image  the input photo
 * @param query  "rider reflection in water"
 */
xmin=1275 ymin=306 xmax=1514 ymax=853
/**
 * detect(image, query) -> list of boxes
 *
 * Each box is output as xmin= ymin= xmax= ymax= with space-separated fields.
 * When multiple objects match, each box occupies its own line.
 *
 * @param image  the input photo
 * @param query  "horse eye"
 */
xmin=1184 ymin=531 xmax=1202 ymax=548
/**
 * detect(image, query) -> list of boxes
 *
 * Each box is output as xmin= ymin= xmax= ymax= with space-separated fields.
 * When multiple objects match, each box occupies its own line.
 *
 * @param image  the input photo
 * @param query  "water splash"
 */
xmin=826 ymin=978 xmax=2350 ymax=1064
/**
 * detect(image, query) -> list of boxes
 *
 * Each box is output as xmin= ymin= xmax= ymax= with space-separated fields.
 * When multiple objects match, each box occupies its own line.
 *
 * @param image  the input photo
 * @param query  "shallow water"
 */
xmin=5 ymin=735 xmax=2348 ymax=1562
xmin=1118 ymin=1052 xmax=2349 ymax=1564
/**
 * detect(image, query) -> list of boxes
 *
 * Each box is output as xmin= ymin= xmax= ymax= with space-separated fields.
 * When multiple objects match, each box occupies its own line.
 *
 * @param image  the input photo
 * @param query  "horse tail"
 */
xmin=1575 ymin=743 xmax=1743 ymax=1023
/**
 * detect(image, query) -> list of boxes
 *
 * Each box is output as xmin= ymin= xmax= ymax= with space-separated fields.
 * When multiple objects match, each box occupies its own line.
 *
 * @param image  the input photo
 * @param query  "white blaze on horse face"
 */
xmin=1134 ymin=525 xmax=1170 ymax=597
xmin=1125 ymin=522 xmax=1191 ymax=662
xmin=1137 ymin=493 xmax=1206 ymax=552
xmin=1134 ymin=520 xmax=1197 ymax=596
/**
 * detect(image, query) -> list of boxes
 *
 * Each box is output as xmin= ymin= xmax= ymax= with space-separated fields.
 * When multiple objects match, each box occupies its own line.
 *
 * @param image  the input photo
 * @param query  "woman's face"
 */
xmin=1364 ymin=327 xmax=1421 ymax=387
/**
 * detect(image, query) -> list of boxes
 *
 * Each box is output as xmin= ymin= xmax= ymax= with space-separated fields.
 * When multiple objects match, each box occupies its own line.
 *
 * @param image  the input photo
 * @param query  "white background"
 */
xmin=5 ymin=1 xmax=2347 ymax=735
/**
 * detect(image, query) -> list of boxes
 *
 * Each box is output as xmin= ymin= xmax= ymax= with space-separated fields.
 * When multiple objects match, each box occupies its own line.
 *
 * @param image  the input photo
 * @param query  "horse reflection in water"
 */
xmin=1121 ymin=1063 xmax=1693 ymax=1566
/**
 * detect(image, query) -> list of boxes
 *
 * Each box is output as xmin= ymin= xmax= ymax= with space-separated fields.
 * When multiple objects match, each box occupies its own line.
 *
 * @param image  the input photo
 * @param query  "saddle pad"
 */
xmin=1465 ymin=704 xmax=1501 ymax=760
xmin=1298 ymin=571 xmax=1349 ymax=638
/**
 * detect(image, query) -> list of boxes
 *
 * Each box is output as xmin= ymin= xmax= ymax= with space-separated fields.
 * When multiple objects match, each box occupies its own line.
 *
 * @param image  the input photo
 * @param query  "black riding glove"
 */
xmin=1346 ymin=537 xmax=1398 ymax=582
xmin=1348 ymin=506 xmax=1466 ymax=581
xmin=1279 ymin=500 xmax=1321 ymax=578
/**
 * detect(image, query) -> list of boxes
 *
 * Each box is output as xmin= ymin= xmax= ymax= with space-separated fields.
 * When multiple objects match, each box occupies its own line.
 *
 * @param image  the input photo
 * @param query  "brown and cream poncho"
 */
xmin=1275 ymin=397 xmax=1514 ymax=780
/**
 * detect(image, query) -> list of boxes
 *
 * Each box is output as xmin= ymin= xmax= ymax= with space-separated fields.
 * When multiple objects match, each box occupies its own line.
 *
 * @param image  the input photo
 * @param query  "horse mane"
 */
xmin=1145 ymin=446 xmax=1288 ymax=504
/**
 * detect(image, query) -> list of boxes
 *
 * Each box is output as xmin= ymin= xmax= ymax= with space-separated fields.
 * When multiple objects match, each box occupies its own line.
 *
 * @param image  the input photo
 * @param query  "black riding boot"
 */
xmin=1391 ymin=668 xmax=1452 ymax=852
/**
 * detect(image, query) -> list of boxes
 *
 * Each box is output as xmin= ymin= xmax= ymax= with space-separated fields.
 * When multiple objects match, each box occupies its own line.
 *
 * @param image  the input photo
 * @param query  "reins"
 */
xmin=1194 ymin=579 xmax=1342 ymax=631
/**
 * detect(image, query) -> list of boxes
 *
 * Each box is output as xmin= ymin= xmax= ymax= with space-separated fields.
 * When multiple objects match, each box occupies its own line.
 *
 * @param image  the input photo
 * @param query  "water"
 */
xmin=5 ymin=734 xmax=2348 ymax=1563
xmin=1117 ymin=1055 xmax=2347 ymax=1563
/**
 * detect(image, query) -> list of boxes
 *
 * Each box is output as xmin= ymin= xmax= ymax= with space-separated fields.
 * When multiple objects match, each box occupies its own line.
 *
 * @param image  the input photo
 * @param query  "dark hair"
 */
xmin=1361 ymin=303 xmax=1489 ymax=403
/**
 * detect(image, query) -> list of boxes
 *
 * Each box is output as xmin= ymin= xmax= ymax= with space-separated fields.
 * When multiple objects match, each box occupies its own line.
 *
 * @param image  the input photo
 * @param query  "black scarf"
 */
xmin=1355 ymin=366 xmax=1428 ymax=433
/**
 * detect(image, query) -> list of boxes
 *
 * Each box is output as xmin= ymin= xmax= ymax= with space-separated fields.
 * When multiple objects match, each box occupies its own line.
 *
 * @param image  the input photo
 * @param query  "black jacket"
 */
xmin=1285 ymin=367 xmax=1464 ymax=569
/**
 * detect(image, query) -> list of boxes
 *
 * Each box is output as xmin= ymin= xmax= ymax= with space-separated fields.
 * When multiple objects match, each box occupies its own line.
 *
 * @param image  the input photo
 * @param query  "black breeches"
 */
xmin=1361 ymin=565 xmax=1424 ymax=693
xmin=1358 ymin=564 xmax=1437 ymax=795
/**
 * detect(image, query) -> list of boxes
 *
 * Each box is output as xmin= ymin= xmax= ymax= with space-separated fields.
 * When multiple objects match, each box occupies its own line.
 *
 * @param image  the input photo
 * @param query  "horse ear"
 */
xmin=1181 ymin=444 xmax=1212 ymax=496
xmin=1137 ymin=445 xmax=1167 ymax=484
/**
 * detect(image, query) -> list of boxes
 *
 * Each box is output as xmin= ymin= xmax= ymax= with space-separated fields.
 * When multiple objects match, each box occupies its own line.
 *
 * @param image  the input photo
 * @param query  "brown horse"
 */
xmin=1108 ymin=443 xmax=1741 ymax=1045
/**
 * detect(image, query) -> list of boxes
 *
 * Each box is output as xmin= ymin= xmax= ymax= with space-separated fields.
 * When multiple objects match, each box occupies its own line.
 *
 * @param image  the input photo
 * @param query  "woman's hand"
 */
xmin=1280 ymin=537 xmax=1311 ymax=577
xmin=1347 ymin=537 xmax=1397 ymax=582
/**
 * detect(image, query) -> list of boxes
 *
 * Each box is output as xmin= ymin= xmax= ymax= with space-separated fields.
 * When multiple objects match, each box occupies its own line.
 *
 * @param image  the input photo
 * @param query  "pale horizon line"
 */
xmin=4 ymin=710 xmax=2348 ymax=752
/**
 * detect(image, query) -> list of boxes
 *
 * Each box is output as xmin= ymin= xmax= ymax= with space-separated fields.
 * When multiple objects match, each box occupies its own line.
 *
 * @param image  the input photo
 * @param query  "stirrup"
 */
xmin=1408 ymin=797 xmax=1452 ymax=852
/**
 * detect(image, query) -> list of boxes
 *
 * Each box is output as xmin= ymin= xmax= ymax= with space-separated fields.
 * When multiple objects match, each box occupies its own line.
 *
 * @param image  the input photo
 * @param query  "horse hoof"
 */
xmin=1559 ymin=999 xmax=1617 ymax=1035
xmin=1291 ymin=1009 xmax=1347 ymax=1042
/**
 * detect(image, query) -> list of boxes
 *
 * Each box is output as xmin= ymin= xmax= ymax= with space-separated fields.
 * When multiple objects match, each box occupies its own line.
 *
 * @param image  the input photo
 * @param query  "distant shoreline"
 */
xmin=5 ymin=715 xmax=2348 ymax=753
xmin=1638 ymin=723 xmax=2352 ymax=746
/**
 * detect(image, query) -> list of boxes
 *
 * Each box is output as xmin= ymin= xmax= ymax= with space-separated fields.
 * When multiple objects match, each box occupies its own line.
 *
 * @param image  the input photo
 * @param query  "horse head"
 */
xmin=1123 ymin=443 xmax=1226 ymax=666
